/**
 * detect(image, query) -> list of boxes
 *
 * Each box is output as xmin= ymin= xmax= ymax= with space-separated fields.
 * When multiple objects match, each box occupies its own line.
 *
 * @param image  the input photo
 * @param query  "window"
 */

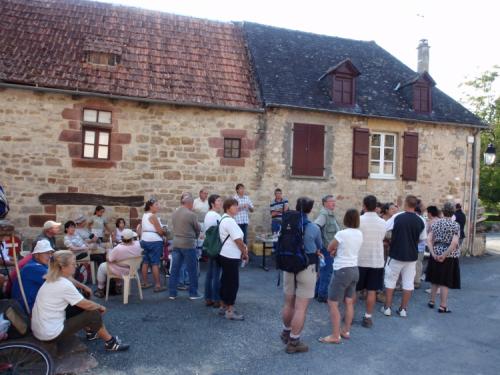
xmin=82 ymin=129 xmax=110 ymax=159
xmin=413 ymin=84 xmax=431 ymax=113
xmin=291 ymin=123 xmax=325 ymax=177
xmin=83 ymin=109 xmax=112 ymax=124
xmin=333 ymin=75 xmax=354 ymax=106
xmin=86 ymin=52 xmax=120 ymax=66
xmin=370 ymin=133 xmax=396 ymax=179
xmin=223 ymin=138 xmax=241 ymax=158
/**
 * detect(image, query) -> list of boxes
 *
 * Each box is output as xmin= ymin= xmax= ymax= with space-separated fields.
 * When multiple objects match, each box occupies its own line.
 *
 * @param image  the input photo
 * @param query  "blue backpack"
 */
xmin=276 ymin=210 xmax=309 ymax=273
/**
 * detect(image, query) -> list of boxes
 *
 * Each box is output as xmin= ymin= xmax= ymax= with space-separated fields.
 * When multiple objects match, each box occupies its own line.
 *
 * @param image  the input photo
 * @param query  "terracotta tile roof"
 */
xmin=0 ymin=0 xmax=260 ymax=110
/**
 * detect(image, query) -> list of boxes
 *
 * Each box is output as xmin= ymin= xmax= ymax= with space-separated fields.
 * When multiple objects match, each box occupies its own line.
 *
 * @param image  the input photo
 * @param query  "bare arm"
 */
xmin=327 ymin=239 xmax=339 ymax=257
xmin=76 ymin=298 xmax=106 ymax=314
xmin=68 ymin=276 xmax=92 ymax=299
xmin=148 ymin=214 xmax=165 ymax=236
xmin=234 ymin=238 xmax=249 ymax=261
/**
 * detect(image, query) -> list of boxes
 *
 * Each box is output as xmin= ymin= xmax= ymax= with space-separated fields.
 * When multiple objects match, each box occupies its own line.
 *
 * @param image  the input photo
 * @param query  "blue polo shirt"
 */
xmin=11 ymin=259 xmax=48 ymax=313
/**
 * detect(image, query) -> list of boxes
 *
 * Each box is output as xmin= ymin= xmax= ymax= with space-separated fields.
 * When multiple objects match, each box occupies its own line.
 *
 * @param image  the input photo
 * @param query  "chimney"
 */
xmin=417 ymin=39 xmax=430 ymax=73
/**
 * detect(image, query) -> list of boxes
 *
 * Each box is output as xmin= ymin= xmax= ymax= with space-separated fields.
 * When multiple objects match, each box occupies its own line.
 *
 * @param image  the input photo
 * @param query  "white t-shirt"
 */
xmin=193 ymin=198 xmax=210 ymax=223
xmin=204 ymin=211 xmax=222 ymax=232
xmin=219 ymin=214 xmax=244 ymax=259
xmin=358 ymin=212 xmax=387 ymax=268
xmin=31 ymin=277 xmax=84 ymax=341
xmin=333 ymin=228 xmax=363 ymax=271
xmin=141 ymin=213 xmax=163 ymax=242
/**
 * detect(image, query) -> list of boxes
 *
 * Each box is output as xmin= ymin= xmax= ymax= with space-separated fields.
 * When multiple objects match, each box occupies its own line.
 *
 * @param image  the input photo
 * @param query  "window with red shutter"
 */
xmin=291 ymin=123 xmax=325 ymax=177
xmin=402 ymin=132 xmax=419 ymax=181
xmin=333 ymin=75 xmax=355 ymax=106
xmin=352 ymin=127 xmax=370 ymax=179
xmin=369 ymin=132 xmax=397 ymax=179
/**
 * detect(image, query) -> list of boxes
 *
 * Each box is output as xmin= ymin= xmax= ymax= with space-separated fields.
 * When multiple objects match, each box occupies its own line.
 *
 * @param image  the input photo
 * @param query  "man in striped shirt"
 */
xmin=234 ymin=183 xmax=254 ymax=244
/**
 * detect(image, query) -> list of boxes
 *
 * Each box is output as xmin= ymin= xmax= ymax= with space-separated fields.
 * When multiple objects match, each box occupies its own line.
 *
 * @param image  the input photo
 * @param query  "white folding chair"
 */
xmin=105 ymin=256 xmax=143 ymax=304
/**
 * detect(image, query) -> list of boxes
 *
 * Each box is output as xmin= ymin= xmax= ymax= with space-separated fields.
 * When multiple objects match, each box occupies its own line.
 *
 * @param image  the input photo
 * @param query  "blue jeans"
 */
xmin=169 ymin=248 xmax=198 ymax=297
xmin=238 ymin=223 xmax=248 ymax=244
xmin=204 ymin=257 xmax=221 ymax=302
xmin=315 ymin=247 xmax=333 ymax=298
xmin=271 ymin=219 xmax=281 ymax=250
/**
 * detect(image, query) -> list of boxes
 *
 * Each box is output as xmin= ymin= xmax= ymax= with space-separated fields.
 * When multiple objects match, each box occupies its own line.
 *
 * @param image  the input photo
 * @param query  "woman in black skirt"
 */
xmin=426 ymin=202 xmax=461 ymax=313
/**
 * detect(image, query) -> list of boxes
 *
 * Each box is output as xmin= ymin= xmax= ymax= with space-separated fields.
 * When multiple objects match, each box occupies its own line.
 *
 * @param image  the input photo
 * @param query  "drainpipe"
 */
xmin=467 ymin=129 xmax=480 ymax=256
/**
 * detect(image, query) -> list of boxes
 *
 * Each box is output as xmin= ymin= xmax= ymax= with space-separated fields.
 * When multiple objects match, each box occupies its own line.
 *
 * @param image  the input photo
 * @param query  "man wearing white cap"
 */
xmin=93 ymin=229 xmax=142 ymax=298
xmin=32 ymin=220 xmax=61 ymax=251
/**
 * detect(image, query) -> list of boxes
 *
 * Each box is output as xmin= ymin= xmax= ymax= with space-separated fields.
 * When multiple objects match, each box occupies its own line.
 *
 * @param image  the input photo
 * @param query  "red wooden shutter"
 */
xmin=333 ymin=77 xmax=343 ymax=104
xmin=402 ymin=132 xmax=419 ymax=181
xmin=352 ymin=127 xmax=369 ymax=179
xmin=292 ymin=124 xmax=325 ymax=177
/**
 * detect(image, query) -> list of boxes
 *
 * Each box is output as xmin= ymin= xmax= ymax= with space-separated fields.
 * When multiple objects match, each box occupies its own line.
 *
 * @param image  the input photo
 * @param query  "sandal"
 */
xmin=428 ymin=301 xmax=435 ymax=309
xmin=438 ymin=306 xmax=451 ymax=313
xmin=141 ymin=283 xmax=153 ymax=289
xmin=153 ymin=286 xmax=167 ymax=293
xmin=318 ymin=335 xmax=342 ymax=344
xmin=93 ymin=289 xmax=105 ymax=298
xmin=340 ymin=331 xmax=350 ymax=340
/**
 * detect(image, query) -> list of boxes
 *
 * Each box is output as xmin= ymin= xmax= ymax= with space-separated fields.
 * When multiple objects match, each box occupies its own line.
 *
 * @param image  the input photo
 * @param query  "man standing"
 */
xmin=193 ymin=188 xmax=210 ymax=254
xmin=381 ymin=195 xmax=426 ymax=317
xmin=356 ymin=195 xmax=387 ymax=328
xmin=32 ymin=220 xmax=61 ymax=251
xmin=454 ymin=203 xmax=466 ymax=247
xmin=314 ymin=195 xmax=340 ymax=302
xmin=270 ymin=188 xmax=288 ymax=249
xmin=169 ymin=192 xmax=202 ymax=300
xmin=234 ymin=183 xmax=254 ymax=244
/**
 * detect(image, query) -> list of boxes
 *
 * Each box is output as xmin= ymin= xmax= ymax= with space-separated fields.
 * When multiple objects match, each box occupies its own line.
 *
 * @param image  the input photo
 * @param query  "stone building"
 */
xmin=0 ymin=0 xmax=486 ymax=248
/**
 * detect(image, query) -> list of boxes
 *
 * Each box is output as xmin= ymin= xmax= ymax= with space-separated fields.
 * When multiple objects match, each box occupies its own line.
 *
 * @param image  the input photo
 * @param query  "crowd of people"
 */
xmin=0 ymin=184 xmax=467 ymax=356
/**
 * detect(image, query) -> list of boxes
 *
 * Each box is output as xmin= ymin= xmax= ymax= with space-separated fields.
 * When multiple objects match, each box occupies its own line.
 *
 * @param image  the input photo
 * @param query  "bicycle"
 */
xmin=0 ymin=341 xmax=54 ymax=375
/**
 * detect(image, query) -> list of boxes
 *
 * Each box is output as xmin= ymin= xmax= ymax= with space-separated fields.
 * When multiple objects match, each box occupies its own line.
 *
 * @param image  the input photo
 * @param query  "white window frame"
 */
xmin=369 ymin=132 xmax=397 ymax=179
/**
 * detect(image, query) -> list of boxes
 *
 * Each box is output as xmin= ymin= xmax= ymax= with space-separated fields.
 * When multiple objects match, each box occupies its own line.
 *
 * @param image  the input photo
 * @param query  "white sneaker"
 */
xmin=397 ymin=308 xmax=407 ymax=318
xmin=380 ymin=306 xmax=392 ymax=316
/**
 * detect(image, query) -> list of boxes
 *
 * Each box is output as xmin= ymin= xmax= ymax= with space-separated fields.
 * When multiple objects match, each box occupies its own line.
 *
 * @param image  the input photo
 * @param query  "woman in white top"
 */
xmin=139 ymin=198 xmax=166 ymax=292
xmin=31 ymin=250 xmax=129 ymax=351
xmin=203 ymin=194 xmax=223 ymax=307
xmin=63 ymin=220 xmax=89 ymax=260
xmin=111 ymin=217 xmax=127 ymax=245
xmin=319 ymin=209 xmax=363 ymax=344
xmin=218 ymin=198 xmax=249 ymax=320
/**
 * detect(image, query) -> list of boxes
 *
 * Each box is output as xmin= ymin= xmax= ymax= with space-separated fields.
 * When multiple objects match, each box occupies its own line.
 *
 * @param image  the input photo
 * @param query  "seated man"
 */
xmin=32 ymin=220 xmax=61 ymax=251
xmin=94 ymin=229 xmax=142 ymax=298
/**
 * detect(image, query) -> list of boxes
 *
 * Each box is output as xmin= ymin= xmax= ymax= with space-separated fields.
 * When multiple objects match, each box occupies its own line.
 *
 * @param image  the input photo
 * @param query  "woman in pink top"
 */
xmin=94 ymin=229 xmax=142 ymax=298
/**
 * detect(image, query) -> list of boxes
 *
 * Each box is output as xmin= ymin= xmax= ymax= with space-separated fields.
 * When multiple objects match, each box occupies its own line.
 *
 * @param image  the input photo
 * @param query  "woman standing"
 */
xmin=140 ymin=198 xmax=166 ymax=292
xmin=426 ymin=202 xmax=461 ymax=313
xmin=88 ymin=206 xmax=111 ymax=242
xmin=31 ymin=250 xmax=129 ymax=351
xmin=218 ymin=198 xmax=249 ymax=320
xmin=319 ymin=209 xmax=363 ymax=344
xmin=204 ymin=194 xmax=223 ymax=308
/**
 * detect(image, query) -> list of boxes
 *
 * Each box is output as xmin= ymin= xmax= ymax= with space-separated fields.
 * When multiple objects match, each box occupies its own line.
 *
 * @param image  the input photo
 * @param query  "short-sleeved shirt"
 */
xmin=270 ymin=198 xmax=288 ymax=221
xmin=107 ymin=241 xmax=143 ymax=276
xmin=204 ymin=211 xmax=222 ymax=232
xmin=11 ymin=259 xmax=47 ymax=313
xmin=172 ymin=207 xmax=200 ymax=249
xmin=303 ymin=222 xmax=322 ymax=254
xmin=89 ymin=215 xmax=107 ymax=238
xmin=333 ymin=228 xmax=363 ymax=270
xmin=64 ymin=233 xmax=88 ymax=249
xmin=431 ymin=218 xmax=460 ymax=258
xmin=31 ymin=277 xmax=84 ymax=341
xmin=219 ymin=214 xmax=244 ymax=259
xmin=386 ymin=211 xmax=426 ymax=262
xmin=358 ymin=212 xmax=387 ymax=268
xmin=233 ymin=195 xmax=253 ymax=225
xmin=193 ymin=198 xmax=210 ymax=223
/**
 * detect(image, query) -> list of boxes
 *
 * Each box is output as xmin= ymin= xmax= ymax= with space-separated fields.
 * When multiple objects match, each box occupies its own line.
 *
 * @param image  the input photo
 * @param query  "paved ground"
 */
xmin=79 ymin=245 xmax=500 ymax=375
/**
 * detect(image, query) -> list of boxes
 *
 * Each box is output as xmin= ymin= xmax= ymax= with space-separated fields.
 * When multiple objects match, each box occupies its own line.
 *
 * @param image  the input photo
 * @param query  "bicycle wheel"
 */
xmin=0 ymin=341 xmax=54 ymax=375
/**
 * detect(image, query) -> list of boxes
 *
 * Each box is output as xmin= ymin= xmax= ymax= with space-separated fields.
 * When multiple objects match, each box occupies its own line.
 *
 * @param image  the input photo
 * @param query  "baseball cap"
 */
xmin=121 ymin=229 xmax=137 ymax=240
xmin=74 ymin=215 xmax=87 ymax=224
xmin=32 ymin=239 xmax=55 ymax=254
xmin=43 ymin=220 xmax=61 ymax=230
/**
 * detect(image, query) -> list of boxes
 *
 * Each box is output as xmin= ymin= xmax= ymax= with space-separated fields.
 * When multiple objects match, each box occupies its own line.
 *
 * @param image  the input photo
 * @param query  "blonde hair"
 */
xmin=45 ymin=250 xmax=75 ymax=282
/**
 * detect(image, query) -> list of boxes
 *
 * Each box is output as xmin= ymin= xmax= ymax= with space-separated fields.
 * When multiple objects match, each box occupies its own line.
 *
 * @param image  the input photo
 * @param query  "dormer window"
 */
xmin=319 ymin=59 xmax=360 ymax=107
xmin=85 ymin=52 xmax=120 ymax=66
xmin=413 ymin=82 xmax=431 ymax=113
xmin=396 ymin=71 xmax=435 ymax=114
xmin=83 ymin=38 xmax=122 ymax=67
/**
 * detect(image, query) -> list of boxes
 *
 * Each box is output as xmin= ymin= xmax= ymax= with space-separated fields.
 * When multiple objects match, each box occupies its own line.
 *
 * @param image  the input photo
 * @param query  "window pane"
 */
xmin=370 ymin=162 xmax=380 ymax=174
xmin=97 ymin=146 xmax=109 ymax=159
xmin=371 ymin=134 xmax=380 ymax=146
xmin=83 ymin=109 xmax=97 ymax=123
xmin=232 ymin=140 xmax=240 ymax=149
xmin=224 ymin=139 xmax=232 ymax=148
xmin=384 ymin=162 xmax=394 ymax=174
xmin=371 ymin=147 xmax=380 ymax=160
xmin=385 ymin=135 xmax=395 ymax=147
xmin=99 ymin=132 xmax=109 ymax=146
xmin=232 ymin=149 xmax=240 ymax=158
xmin=224 ymin=149 xmax=231 ymax=158
xmin=83 ymin=145 xmax=95 ymax=158
xmin=84 ymin=130 xmax=95 ymax=144
xmin=384 ymin=148 xmax=394 ymax=161
xmin=98 ymin=111 xmax=112 ymax=124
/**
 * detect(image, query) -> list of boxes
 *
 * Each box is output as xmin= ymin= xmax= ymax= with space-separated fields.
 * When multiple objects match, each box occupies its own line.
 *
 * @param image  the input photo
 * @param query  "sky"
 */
xmin=101 ymin=0 xmax=499 ymax=105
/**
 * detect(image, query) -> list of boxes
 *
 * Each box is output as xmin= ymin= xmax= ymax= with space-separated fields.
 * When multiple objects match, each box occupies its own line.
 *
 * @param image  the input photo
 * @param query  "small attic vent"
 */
xmin=83 ymin=38 xmax=123 ymax=66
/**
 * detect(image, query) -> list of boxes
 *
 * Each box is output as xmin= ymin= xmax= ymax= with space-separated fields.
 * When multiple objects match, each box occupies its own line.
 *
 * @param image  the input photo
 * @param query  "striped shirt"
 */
xmin=357 ymin=212 xmax=387 ymax=268
xmin=233 ymin=194 xmax=253 ymax=225
xmin=270 ymin=198 xmax=288 ymax=221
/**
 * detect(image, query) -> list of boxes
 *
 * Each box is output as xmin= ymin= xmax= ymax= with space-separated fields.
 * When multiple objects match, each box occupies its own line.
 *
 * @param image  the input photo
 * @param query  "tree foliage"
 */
xmin=461 ymin=66 xmax=500 ymax=211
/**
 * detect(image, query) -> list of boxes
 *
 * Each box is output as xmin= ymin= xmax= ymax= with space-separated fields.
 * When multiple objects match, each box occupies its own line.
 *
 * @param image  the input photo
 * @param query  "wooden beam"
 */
xmin=39 ymin=193 xmax=144 ymax=207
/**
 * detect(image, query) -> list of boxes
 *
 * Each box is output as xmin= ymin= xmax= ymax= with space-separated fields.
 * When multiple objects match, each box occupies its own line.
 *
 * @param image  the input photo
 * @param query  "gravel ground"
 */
xmin=83 ymin=253 xmax=500 ymax=375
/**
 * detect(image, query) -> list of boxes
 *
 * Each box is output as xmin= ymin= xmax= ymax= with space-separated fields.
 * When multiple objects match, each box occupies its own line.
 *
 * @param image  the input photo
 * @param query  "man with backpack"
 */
xmin=279 ymin=197 xmax=322 ymax=354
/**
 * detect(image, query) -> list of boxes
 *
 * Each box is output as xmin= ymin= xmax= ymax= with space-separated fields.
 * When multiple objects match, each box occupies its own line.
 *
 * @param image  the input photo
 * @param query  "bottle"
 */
xmin=319 ymin=255 xmax=326 ymax=268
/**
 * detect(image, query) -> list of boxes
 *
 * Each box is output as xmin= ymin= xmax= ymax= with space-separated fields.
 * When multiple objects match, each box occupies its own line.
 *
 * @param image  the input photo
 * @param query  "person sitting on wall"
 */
xmin=32 ymin=220 xmax=61 ymax=251
xmin=93 ymin=229 xmax=142 ymax=298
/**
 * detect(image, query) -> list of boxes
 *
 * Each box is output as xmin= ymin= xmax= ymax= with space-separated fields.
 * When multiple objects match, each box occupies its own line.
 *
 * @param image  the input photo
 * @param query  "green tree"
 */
xmin=461 ymin=66 xmax=500 ymax=211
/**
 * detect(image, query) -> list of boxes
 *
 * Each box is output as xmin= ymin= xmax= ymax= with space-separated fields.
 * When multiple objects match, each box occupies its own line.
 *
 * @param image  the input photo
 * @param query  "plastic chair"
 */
xmin=105 ymin=256 xmax=143 ymax=304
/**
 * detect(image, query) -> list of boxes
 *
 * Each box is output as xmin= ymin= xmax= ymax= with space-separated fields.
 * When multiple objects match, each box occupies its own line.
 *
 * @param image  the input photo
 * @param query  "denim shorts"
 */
xmin=141 ymin=240 xmax=163 ymax=265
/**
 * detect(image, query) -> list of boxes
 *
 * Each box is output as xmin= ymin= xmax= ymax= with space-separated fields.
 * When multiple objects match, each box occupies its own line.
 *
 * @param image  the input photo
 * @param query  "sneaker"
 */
xmin=168 ymin=295 xmax=177 ymax=300
xmin=361 ymin=316 xmax=373 ymax=328
xmin=380 ymin=306 xmax=392 ymax=316
xmin=225 ymin=310 xmax=244 ymax=321
xmin=285 ymin=338 xmax=309 ymax=354
xmin=280 ymin=330 xmax=291 ymax=344
xmin=105 ymin=336 xmax=130 ymax=352
xmin=86 ymin=331 xmax=99 ymax=341
xmin=397 ymin=308 xmax=407 ymax=318
xmin=189 ymin=294 xmax=203 ymax=300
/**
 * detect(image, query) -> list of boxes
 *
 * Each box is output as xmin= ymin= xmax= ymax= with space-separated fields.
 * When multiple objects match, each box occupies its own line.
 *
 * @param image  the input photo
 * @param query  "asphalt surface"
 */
xmin=83 ymin=252 xmax=500 ymax=375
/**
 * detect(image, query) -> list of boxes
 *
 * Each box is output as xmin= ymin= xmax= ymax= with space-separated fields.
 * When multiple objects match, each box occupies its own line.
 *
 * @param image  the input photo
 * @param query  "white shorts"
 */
xmin=384 ymin=258 xmax=417 ymax=291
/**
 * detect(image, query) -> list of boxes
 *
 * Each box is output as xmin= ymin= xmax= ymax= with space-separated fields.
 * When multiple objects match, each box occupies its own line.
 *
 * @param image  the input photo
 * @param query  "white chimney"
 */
xmin=417 ymin=39 xmax=430 ymax=73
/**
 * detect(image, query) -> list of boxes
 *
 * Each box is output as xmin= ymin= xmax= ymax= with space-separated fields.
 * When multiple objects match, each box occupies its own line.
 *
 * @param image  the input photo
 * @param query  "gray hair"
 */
xmin=442 ymin=202 xmax=455 ymax=217
xmin=180 ymin=192 xmax=194 ymax=205
xmin=322 ymin=195 xmax=335 ymax=205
